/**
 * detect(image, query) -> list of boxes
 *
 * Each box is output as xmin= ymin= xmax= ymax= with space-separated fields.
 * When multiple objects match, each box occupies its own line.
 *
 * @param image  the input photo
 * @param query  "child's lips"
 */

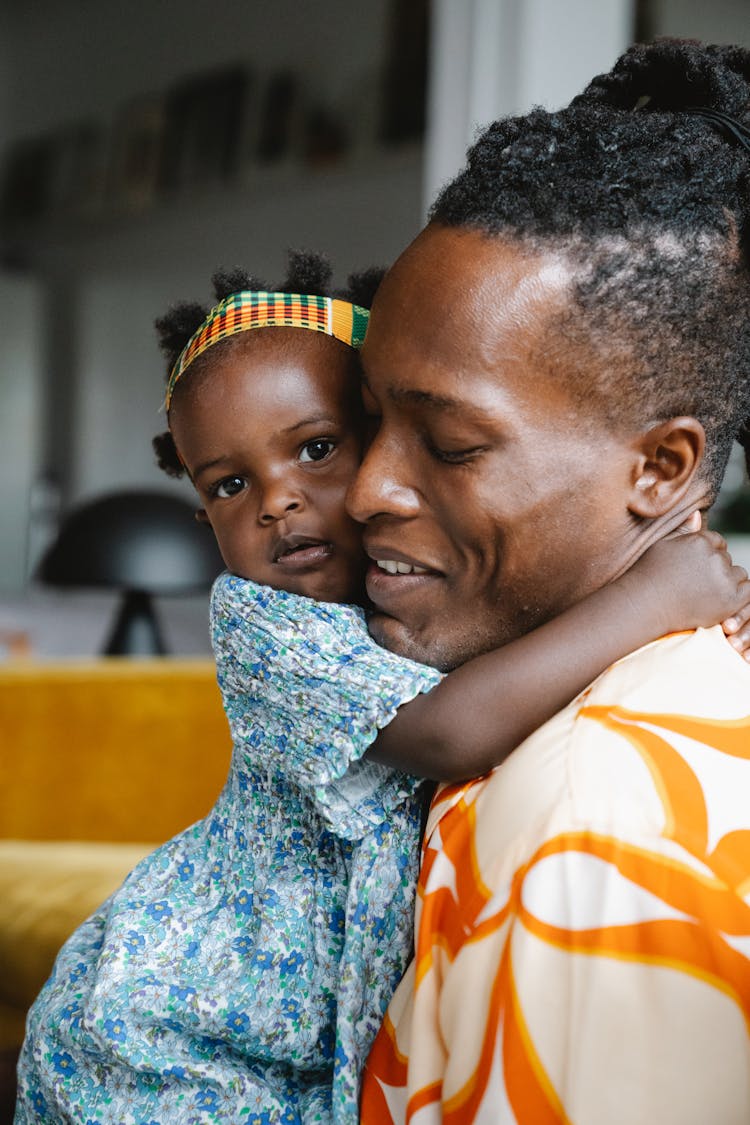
xmin=273 ymin=534 xmax=333 ymax=569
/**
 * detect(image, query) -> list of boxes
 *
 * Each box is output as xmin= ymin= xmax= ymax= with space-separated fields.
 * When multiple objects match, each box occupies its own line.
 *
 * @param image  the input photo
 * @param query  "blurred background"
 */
xmin=1 ymin=0 xmax=750 ymax=658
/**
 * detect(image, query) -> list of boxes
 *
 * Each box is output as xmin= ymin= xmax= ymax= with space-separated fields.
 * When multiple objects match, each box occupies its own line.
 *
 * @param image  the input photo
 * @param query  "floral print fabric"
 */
xmin=15 ymin=575 xmax=441 ymax=1124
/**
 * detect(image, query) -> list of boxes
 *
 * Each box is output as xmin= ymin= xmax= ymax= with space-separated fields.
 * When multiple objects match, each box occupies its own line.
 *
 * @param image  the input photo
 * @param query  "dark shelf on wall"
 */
xmin=0 ymin=142 xmax=425 ymax=275
xmin=0 ymin=25 xmax=430 ymax=276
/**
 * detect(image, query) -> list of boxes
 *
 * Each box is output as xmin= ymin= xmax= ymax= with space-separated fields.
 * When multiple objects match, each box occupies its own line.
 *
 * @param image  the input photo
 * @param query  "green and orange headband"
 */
xmin=165 ymin=290 xmax=370 ymax=410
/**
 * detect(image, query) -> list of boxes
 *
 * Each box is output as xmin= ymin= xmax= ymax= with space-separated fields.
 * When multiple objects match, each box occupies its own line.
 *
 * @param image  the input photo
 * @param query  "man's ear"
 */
xmin=195 ymin=508 xmax=210 ymax=525
xmin=628 ymin=416 xmax=706 ymax=518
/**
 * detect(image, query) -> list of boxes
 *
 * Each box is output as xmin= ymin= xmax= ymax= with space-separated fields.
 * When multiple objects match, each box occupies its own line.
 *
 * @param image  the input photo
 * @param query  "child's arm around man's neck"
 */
xmin=367 ymin=527 xmax=750 ymax=781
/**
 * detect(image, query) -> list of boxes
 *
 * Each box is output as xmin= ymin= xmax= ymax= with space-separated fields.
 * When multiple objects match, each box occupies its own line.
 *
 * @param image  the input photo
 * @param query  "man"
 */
xmin=351 ymin=39 xmax=750 ymax=1124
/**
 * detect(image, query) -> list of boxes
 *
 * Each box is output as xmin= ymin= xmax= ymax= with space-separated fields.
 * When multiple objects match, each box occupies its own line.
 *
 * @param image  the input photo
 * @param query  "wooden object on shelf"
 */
xmin=160 ymin=65 xmax=248 ymax=195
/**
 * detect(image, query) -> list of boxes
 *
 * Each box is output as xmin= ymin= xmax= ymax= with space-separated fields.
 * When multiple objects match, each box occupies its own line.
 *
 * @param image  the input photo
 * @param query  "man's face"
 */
xmin=347 ymin=225 xmax=640 ymax=669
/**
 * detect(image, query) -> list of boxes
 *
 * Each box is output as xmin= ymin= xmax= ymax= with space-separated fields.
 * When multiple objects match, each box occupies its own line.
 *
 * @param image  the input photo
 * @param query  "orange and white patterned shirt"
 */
xmin=361 ymin=626 xmax=750 ymax=1124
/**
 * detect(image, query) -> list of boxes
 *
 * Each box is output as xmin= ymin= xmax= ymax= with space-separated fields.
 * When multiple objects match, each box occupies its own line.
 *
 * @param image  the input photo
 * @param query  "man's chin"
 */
xmin=366 ymin=610 xmax=455 ymax=671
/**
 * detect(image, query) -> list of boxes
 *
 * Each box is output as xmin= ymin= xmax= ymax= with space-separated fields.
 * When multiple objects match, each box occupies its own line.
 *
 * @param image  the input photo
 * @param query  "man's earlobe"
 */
xmin=195 ymin=508 xmax=210 ymax=524
xmin=628 ymin=417 xmax=706 ymax=518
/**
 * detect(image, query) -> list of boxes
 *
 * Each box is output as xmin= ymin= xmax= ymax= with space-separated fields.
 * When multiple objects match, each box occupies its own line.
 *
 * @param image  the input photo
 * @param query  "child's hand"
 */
xmin=722 ymin=604 xmax=750 ymax=659
xmin=625 ymin=513 xmax=750 ymax=659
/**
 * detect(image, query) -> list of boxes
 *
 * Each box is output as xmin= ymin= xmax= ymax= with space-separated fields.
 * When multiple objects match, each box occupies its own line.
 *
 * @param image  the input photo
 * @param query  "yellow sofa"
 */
xmin=0 ymin=658 xmax=232 ymax=1086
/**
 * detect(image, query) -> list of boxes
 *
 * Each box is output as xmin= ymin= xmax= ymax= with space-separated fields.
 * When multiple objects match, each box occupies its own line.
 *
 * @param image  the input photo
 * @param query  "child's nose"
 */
xmin=258 ymin=484 xmax=303 ymax=525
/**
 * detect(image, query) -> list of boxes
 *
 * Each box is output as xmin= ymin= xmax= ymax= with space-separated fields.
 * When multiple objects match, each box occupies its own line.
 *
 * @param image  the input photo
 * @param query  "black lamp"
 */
xmin=38 ymin=489 xmax=224 ymax=656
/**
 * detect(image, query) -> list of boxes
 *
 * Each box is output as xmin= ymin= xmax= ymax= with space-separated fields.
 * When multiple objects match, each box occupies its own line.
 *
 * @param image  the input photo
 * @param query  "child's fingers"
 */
xmin=723 ymin=578 xmax=750 ymax=634
xmin=682 ymin=510 xmax=702 ymax=533
xmin=727 ymin=623 xmax=750 ymax=657
xmin=663 ymin=510 xmax=703 ymax=539
xmin=725 ymin=583 xmax=750 ymax=654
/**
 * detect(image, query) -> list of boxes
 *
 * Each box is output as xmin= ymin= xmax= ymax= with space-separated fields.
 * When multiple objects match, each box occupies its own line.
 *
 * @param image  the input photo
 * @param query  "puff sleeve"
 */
xmin=210 ymin=573 xmax=443 ymax=840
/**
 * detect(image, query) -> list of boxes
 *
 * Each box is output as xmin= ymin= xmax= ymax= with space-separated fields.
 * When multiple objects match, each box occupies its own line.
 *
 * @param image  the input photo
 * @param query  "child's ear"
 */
xmin=195 ymin=508 xmax=210 ymax=524
xmin=627 ymin=417 xmax=706 ymax=519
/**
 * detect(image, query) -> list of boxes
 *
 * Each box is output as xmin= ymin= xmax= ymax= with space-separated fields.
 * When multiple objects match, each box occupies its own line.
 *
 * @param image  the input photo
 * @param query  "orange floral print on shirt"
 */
xmin=361 ymin=626 xmax=750 ymax=1125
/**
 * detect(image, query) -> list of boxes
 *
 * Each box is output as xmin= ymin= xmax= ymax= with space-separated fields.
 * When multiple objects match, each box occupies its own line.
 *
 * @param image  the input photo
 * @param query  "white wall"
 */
xmin=0 ymin=274 xmax=42 ymax=594
xmin=518 ymin=0 xmax=634 ymax=111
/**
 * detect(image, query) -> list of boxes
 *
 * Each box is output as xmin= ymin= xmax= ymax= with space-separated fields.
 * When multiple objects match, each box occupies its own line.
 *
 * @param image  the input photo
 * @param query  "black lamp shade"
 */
xmin=38 ymin=490 xmax=224 ymax=655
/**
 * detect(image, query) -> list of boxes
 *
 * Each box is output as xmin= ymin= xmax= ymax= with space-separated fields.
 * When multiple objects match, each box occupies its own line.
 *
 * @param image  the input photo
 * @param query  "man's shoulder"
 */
xmin=523 ymin=624 xmax=750 ymax=783
xmin=428 ymin=627 xmax=750 ymax=870
xmin=583 ymin=624 xmax=750 ymax=716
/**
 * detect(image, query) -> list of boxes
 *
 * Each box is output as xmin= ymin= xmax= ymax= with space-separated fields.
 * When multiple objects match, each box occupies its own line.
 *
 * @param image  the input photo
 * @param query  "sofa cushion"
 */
xmin=0 ymin=659 xmax=231 ymax=842
xmin=0 ymin=839 xmax=154 ymax=1019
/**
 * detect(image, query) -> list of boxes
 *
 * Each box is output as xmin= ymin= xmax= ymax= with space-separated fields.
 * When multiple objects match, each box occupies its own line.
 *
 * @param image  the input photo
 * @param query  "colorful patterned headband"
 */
xmin=165 ymin=291 xmax=370 ymax=410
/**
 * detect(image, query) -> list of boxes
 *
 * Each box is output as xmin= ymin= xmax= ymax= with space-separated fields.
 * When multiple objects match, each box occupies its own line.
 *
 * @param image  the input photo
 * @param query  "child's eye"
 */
xmin=212 ymin=476 xmax=247 ymax=499
xmin=299 ymin=439 xmax=335 ymax=463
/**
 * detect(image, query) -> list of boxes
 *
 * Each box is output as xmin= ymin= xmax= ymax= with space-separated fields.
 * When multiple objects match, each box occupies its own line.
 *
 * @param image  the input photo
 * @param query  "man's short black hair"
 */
xmin=431 ymin=39 xmax=750 ymax=494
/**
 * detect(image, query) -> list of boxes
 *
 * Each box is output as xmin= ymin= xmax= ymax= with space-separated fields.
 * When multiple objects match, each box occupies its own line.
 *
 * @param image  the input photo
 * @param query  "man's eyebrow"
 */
xmin=389 ymin=387 xmax=460 ymax=410
xmin=361 ymin=372 xmax=462 ymax=411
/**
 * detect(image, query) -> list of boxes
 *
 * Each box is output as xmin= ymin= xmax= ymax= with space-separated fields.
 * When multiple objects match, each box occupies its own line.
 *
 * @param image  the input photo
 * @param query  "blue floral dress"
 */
xmin=15 ymin=575 xmax=442 ymax=1124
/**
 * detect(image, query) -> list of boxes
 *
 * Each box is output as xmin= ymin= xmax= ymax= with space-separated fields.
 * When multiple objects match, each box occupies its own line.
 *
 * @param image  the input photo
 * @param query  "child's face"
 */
xmin=169 ymin=330 xmax=367 ymax=604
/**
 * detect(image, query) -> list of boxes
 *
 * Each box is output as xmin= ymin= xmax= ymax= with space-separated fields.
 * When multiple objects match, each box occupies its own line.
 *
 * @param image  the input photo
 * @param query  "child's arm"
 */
xmin=367 ymin=525 xmax=750 ymax=781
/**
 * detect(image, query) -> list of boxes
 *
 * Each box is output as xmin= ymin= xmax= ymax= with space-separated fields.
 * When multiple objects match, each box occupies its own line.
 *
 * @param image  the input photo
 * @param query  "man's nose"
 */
xmin=346 ymin=430 xmax=420 ymax=524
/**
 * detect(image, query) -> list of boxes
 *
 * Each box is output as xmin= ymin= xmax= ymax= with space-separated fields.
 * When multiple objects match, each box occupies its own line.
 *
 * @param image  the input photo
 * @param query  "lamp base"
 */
xmin=103 ymin=590 xmax=166 ymax=656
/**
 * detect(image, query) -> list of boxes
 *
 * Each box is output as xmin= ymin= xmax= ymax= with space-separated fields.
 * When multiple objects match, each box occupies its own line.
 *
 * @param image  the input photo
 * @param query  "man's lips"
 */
xmin=273 ymin=533 xmax=333 ymax=568
xmin=372 ymin=558 xmax=429 ymax=576
xmin=364 ymin=551 xmax=440 ymax=618
xmin=365 ymin=546 xmax=439 ymax=577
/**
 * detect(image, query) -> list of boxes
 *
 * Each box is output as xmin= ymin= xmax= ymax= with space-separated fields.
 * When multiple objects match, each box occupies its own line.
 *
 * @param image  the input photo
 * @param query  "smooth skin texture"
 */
xmin=347 ymin=224 xmax=743 ymax=672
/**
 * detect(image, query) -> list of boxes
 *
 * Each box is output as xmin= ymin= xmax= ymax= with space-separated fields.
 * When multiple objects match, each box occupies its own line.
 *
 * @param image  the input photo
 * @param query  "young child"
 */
xmin=16 ymin=252 xmax=750 ymax=1125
